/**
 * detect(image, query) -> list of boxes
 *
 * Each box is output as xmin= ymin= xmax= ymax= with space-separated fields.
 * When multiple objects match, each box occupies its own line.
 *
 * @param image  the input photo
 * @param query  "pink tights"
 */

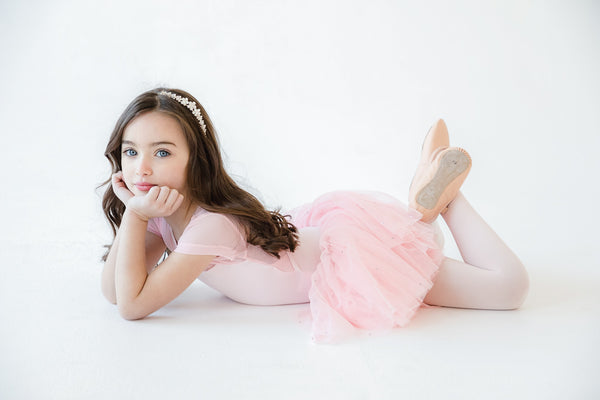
xmin=199 ymin=191 xmax=529 ymax=310
xmin=424 ymin=191 xmax=529 ymax=309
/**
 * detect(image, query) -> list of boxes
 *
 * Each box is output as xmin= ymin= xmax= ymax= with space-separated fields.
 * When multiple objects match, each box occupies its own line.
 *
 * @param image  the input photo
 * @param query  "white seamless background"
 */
xmin=1 ymin=1 xmax=598 ymax=399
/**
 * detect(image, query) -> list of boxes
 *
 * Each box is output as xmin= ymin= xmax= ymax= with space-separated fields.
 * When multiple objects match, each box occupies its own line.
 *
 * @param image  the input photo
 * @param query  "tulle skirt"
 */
xmin=289 ymin=191 xmax=444 ymax=343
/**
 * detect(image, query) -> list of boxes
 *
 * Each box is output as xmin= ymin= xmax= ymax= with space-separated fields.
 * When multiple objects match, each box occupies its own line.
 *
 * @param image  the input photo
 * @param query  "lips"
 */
xmin=134 ymin=183 xmax=157 ymax=192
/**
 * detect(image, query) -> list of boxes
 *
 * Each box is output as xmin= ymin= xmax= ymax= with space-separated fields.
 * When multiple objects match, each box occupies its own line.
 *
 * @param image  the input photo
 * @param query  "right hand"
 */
xmin=111 ymin=171 xmax=134 ymax=205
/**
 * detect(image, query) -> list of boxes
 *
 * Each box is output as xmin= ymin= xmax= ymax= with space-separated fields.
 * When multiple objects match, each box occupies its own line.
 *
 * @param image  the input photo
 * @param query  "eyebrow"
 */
xmin=122 ymin=140 xmax=177 ymax=147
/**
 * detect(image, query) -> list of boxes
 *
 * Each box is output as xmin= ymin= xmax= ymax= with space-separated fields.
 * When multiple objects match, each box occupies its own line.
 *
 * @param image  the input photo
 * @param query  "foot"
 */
xmin=408 ymin=120 xmax=471 ymax=223
xmin=408 ymin=119 xmax=450 ymax=205
xmin=419 ymin=119 xmax=450 ymax=161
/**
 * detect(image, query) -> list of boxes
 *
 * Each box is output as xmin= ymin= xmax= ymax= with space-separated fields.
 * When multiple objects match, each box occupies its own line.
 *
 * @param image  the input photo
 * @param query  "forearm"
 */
xmin=101 ymin=231 xmax=121 ymax=304
xmin=115 ymin=209 xmax=149 ymax=316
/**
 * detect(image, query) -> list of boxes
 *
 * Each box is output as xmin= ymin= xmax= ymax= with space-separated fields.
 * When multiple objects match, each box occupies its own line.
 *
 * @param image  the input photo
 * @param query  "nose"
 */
xmin=135 ymin=156 xmax=152 ymax=177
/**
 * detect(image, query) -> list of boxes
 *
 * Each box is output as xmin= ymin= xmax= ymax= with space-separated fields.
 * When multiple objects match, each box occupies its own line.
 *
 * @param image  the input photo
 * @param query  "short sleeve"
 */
xmin=147 ymin=218 xmax=162 ymax=237
xmin=174 ymin=212 xmax=247 ymax=262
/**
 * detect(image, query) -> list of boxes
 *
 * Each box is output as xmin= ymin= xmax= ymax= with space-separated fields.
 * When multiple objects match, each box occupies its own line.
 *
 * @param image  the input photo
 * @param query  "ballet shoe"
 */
xmin=408 ymin=119 xmax=450 ymax=190
xmin=420 ymin=119 xmax=450 ymax=160
xmin=408 ymin=119 xmax=450 ymax=210
xmin=409 ymin=146 xmax=471 ymax=223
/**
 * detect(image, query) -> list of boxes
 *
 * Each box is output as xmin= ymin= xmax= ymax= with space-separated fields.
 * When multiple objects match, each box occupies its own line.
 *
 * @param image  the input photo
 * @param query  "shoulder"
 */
xmin=176 ymin=208 xmax=247 ymax=258
xmin=184 ymin=209 xmax=244 ymax=241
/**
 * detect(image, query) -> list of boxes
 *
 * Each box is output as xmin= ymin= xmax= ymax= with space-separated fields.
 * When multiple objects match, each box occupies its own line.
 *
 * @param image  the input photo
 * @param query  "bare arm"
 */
xmin=102 ymin=171 xmax=166 ymax=304
xmin=115 ymin=209 xmax=214 ymax=320
xmin=101 ymin=228 xmax=166 ymax=304
xmin=103 ymin=176 xmax=215 ymax=319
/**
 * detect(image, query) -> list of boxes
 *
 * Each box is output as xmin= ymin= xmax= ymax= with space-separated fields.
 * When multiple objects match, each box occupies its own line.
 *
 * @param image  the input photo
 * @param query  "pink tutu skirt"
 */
xmin=289 ymin=191 xmax=444 ymax=342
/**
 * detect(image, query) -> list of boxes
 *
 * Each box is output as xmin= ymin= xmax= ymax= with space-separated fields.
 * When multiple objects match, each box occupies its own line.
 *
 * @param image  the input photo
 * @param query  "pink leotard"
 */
xmin=147 ymin=207 xmax=322 ymax=305
xmin=148 ymin=191 xmax=444 ymax=342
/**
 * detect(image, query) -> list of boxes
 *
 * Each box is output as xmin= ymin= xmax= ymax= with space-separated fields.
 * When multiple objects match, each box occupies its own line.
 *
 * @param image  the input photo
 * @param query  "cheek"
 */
xmin=175 ymin=171 xmax=188 ymax=189
xmin=175 ymin=164 xmax=190 ymax=190
xmin=120 ymin=163 xmax=135 ymax=185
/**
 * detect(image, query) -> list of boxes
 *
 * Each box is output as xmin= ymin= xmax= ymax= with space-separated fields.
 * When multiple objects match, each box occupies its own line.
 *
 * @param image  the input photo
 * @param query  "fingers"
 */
xmin=156 ymin=186 xmax=171 ymax=204
xmin=111 ymin=171 xmax=125 ymax=187
xmin=161 ymin=187 xmax=185 ymax=214
xmin=167 ymin=190 xmax=185 ymax=213
xmin=111 ymin=171 xmax=134 ymax=205
xmin=152 ymin=186 xmax=181 ymax=208
xmin=130 ymin=186 xmax=184 ymax=219
xmin=147 ymin=185 xmax=161 ymax=200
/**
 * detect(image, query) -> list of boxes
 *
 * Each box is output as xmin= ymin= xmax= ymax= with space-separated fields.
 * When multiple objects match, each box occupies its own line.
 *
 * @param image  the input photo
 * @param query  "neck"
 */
xmin=164 ymin=198 xmax=196 ymax=237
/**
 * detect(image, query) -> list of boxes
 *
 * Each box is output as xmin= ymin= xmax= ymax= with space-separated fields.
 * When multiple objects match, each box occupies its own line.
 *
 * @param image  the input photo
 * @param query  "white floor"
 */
xmin=1 ymin=235 xmax=598 ymax=399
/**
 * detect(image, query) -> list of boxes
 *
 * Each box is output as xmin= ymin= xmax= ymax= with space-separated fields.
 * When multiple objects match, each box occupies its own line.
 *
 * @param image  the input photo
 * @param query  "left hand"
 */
xmin=127 ymin=186 xmax=185 ymax=221
xmin=112 ymin=171 xmax=134 ymax=205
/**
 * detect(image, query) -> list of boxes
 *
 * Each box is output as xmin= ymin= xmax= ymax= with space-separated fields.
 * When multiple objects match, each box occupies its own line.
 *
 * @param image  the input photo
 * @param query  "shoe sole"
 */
xmin=415 ymin=149 xmax=471 ymax=210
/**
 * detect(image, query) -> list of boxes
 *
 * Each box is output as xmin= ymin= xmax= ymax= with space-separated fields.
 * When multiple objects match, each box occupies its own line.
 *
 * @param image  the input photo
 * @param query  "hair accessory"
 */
xmin=159 ymin=90 xmax=207 ymax=135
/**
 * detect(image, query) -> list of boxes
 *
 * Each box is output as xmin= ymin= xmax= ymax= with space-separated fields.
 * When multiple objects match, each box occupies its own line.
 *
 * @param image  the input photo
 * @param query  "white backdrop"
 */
xmin=2 ymin=0 xmax=599 ymax=265
xmin=1 ymin=1 xmax=599 ymax=398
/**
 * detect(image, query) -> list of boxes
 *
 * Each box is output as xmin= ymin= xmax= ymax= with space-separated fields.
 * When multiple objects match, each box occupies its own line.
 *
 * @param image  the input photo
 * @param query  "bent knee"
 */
xmin=498 ymin=261 xmax=529 ymax=309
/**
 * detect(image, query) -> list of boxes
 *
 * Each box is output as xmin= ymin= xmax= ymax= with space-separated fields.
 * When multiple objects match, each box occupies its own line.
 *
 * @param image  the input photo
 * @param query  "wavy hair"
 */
xmin=100 ymin=88 xmax=299 ymax=261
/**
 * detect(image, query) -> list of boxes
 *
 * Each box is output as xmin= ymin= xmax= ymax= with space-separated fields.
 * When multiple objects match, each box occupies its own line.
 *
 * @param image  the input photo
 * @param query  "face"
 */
xmin=121 ymin=111 xmax=190 ymax=197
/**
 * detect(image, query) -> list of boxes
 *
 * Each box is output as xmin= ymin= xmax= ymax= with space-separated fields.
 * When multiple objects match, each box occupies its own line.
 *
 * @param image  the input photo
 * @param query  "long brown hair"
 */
xmin=101 ymin=88 xmax=299 ymax=260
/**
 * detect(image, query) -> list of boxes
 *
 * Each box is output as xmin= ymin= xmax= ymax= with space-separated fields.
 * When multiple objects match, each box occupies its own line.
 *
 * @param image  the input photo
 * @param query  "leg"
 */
xmin=424 ymin=192 xmax=529 ymax=309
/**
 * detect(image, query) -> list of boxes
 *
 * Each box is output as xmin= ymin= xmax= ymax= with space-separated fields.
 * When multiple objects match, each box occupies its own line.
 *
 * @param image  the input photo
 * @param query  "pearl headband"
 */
xmin=159 ymin=90 xmax=207 ymax=135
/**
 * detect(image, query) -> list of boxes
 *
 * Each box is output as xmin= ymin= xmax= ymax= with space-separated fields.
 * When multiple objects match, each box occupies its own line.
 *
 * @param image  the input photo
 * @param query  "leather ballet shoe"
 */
xmin=420 ymin=119 xmax=450 ymax=160
xmin=409 ymin=119 xmax=450 ymax=198
xmin=409 ymin=146 xmax=471 ymax=223
xmin=408 ymin=119 xmax=450 ymax=209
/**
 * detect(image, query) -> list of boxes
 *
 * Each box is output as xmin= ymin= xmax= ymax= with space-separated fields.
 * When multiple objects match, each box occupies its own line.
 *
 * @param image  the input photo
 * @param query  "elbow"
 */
xmin=120 ymin=312 xmax=145 ymax=321
xmin=117 ymin=301 xmax=149 ymax=321
xmin=101 ymin=283 xmax=148 ymax=319
xmin=101 ymin=282 xmax=117 ymax=305
xmin=119 ymin=308 xmax=145 ymax=321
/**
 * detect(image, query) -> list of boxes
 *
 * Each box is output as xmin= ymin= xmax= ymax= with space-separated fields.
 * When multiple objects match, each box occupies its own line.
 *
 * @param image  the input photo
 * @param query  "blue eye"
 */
xmin=123 ymin=149 xmax=137 ymax=156
xmin=157 ymin=150 xmax=170 ymax=157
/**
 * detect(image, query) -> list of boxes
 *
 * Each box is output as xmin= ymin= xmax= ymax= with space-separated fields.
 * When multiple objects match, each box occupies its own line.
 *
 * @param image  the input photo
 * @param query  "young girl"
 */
xmin=101 ymin=88 xmax=529 ymax=343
